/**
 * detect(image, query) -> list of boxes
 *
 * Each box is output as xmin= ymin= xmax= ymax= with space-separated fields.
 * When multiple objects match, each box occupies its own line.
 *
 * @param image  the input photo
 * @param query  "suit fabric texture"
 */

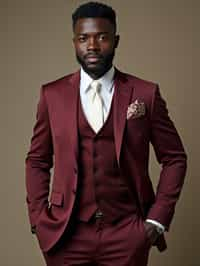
xmin=25 ymin=69 xmax=187 ymax=265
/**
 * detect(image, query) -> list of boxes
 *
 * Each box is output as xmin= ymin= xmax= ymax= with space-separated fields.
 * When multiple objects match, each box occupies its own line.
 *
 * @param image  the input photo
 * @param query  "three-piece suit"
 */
xmin=25 ymin=68 xmax=187 ymax=265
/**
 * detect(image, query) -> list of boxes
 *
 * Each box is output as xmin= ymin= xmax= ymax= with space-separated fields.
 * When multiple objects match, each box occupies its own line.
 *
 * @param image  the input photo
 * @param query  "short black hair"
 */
xmin=72 ymin=2 xmax=117 ymax=32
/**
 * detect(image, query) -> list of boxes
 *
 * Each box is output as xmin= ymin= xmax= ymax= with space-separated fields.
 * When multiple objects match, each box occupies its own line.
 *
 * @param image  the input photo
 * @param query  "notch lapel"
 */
xmin=64 ymin=71 xmax=80 ymax=165
xmin=113 ymin=70 xmax=134 ymax=166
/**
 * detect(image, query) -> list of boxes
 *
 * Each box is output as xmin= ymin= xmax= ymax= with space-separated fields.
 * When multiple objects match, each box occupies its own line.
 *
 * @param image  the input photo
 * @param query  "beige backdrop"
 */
xmin=0 ymin=0 xmax=199 ymax=265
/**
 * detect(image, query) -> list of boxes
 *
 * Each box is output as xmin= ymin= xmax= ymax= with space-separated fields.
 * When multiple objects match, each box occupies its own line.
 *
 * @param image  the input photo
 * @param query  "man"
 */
xmin=25 ymin=2 xmax=187 ymax=266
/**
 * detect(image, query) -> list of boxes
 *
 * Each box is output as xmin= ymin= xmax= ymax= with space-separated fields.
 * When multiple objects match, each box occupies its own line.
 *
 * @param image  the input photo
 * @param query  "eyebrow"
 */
xmin=77 ymin=31 xmax=110 ymax=35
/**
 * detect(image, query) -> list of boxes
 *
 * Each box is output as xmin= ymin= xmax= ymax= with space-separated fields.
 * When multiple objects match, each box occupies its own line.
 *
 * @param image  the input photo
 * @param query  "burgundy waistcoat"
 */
xmin=75 ymin=92 xmax=139 ymax=223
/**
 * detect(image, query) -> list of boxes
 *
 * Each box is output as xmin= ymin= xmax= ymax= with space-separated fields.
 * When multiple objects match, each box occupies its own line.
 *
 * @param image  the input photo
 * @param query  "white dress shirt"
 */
xmin=80 ymin=66 xmax=115 ymax=124
xmin=79 ymin=66 xmax=165 ymax=233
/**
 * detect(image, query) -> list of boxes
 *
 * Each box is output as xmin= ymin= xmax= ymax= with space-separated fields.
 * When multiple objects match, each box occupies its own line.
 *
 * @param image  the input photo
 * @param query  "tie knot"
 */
xmin=91 ymin=81 xmax=101 ymax=93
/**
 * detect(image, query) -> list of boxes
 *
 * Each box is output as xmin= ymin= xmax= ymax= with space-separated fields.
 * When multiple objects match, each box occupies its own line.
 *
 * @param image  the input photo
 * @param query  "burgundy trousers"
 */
xmin=42 ymin=214 xmax=151 ymax=266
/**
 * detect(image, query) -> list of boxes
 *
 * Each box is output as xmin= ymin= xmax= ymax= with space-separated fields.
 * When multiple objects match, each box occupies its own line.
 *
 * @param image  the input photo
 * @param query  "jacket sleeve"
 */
xmin=146 ymin=85 xmax=187 ymax=230
xmin=25 ymin=85 xmax=53 ymax=231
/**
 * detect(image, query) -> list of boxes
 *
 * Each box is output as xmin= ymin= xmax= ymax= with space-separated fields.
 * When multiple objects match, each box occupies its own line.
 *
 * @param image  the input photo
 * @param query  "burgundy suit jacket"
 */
xmin=25 ymin=69 xmax=187 ymax=252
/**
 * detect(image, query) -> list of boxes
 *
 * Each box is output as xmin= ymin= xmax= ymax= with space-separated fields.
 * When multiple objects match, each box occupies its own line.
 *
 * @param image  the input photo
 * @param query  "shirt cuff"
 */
xmin=145 ymin=219 xmax=165 ymax=233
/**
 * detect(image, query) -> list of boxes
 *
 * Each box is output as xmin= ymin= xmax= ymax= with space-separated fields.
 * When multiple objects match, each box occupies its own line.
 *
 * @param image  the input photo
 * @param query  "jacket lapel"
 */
xmin=113 ymin=69 xmax=134 ymax=166
xmin=65 ymin=70 xmax=80 ymax=165
xmin=62 ymin=68 xmax=133 ymax=168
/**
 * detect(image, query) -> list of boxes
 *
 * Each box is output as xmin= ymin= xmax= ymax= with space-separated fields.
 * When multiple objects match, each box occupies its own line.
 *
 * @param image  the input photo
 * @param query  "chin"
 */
xmin=85 ymin=63 xmax=105 ymax=73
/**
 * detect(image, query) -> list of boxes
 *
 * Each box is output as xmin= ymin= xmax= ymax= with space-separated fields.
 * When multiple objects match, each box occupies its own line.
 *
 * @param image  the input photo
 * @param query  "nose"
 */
xmin=87 ymin=37 xmax=100 ymax=51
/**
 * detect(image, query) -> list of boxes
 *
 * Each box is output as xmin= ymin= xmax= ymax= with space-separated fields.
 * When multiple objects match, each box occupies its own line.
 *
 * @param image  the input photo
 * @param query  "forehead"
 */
xmin=74 ymin=18 xmax=114 ymax=34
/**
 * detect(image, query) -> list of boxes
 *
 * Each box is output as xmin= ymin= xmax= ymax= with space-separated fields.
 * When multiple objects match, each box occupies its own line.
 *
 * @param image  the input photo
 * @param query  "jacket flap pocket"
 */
xmin=50 ymin=191 xmax=63 ymax=207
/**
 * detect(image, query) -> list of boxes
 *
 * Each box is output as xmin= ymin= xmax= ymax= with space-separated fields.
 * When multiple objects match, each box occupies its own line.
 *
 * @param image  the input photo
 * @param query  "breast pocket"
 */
xmin=126 ymin=116 xmax=150 ymax=144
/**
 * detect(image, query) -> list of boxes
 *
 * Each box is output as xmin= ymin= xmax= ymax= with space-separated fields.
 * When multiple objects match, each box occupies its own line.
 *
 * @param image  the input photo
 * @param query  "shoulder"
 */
xmin=116 ymin=68 xmax=158 ymax=95
xmin=41 ymin=70 xmax=80 ymax=93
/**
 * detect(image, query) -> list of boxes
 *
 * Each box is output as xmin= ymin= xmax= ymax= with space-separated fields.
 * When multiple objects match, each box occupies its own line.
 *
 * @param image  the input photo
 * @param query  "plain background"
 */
xmin=0 ymin=0 xmax=199 ymax=265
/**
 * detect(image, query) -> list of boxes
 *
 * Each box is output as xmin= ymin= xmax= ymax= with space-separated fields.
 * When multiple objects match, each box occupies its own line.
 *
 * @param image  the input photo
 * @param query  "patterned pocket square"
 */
xmin=127 ymin=99 xmax=146 ymax=120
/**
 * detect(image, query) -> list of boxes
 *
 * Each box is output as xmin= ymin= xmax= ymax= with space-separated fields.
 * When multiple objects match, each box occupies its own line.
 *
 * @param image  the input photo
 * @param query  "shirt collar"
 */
xmin=80 ymin=66 xmax=115 ymax=93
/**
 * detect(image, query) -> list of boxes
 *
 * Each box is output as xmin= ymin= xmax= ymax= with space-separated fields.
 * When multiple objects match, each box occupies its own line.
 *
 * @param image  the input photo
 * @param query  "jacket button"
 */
xmin=72 ymin=189 xmax=76 ymax=194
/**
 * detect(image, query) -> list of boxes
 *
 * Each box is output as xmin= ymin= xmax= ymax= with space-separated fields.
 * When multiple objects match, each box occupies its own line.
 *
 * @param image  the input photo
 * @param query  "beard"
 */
xmin=76 ymin=50 xmax=115 ymax=78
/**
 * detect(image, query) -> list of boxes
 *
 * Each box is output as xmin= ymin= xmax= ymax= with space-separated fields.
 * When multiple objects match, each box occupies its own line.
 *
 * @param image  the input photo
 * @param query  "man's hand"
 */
xmin=143 ymin=221 xmax=162 ymax=245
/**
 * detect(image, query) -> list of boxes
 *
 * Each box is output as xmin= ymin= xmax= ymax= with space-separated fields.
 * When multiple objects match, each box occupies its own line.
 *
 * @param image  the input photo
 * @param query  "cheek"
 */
xmin=75 ymin=45 xmax=85 ymax=57
xmin=102 ymin=43 xmax=116 ymax=54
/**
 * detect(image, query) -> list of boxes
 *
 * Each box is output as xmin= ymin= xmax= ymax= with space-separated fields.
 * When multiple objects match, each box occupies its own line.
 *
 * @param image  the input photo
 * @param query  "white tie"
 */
xmin=87 ymin=81 xmax=104 ymax=133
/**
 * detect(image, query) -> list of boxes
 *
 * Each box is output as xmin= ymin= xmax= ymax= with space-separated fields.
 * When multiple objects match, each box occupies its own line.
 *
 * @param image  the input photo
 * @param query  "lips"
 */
xmin=87 ymin=57 xmax=100 ymax=63
xmin=85 ymin=54 xmax=102 ymax=63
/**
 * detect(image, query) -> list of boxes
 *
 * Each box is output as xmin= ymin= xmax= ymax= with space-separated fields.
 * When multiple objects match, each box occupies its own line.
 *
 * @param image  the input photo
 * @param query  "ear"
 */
xmin=114 ymin=35 xmax=120 ymax=49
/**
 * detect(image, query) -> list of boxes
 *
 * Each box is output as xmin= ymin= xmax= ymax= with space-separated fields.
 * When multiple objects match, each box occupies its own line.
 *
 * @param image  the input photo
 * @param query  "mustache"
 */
xmin=84 ymin=53 xmax=103 ymax=59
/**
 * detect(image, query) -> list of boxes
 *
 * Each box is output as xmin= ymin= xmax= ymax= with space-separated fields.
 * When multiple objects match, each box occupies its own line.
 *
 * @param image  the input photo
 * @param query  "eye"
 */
xmin=78 ymin=35 xmax=87 ymax=42
xmin=98 ymin=34 xmax=107 ymax=41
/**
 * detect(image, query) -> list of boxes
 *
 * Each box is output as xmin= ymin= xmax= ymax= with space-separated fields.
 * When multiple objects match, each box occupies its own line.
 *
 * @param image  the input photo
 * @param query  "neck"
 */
xmin=83 ymin=65 xmax=113 ymax=80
